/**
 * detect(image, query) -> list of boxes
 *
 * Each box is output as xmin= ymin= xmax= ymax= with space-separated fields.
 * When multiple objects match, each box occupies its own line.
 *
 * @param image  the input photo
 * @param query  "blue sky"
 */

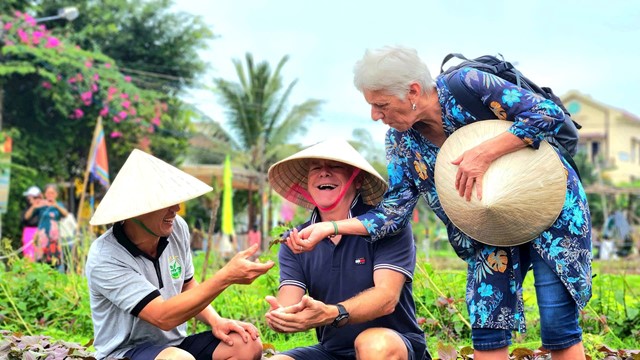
xmin=174 ymin=0 xmax=640 ymax=147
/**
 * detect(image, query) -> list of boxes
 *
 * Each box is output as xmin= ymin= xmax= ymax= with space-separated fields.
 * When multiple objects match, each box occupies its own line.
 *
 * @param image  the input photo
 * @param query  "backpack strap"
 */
xmin=555 ymin=143 xmax=582 ymax=182
xmin=440 ymin=53 xmax=471 ymax=73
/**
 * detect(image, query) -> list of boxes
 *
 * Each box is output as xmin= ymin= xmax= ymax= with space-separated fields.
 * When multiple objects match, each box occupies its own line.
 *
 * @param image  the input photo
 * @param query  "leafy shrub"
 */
xmin=0 ymin=256 xmax=93 ymax=342
xmin=1 ymin=240 xmax=639 ymax=358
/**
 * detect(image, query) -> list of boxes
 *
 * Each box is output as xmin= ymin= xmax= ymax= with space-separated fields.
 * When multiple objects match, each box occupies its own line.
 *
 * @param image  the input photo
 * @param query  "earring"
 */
xmin=411 ymin=103 xmax=417 ymax=111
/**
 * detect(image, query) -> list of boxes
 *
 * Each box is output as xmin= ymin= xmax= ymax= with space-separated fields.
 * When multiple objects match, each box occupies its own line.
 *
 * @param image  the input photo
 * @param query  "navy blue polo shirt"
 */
xmin=278 ymin=195 xmax=426 ymax=357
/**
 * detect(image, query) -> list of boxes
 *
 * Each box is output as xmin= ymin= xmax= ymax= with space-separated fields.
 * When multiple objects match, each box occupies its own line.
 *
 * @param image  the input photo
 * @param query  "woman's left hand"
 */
xmin=451 ymin=144 xmax=493 ymax=201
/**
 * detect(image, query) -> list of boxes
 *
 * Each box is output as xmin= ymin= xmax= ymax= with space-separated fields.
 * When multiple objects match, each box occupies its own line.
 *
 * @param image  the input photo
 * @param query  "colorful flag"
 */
xmin=221 ymin=154 xmax=234 ymax=235
xmin=0 ymin=134 xmax=12 ymax=214
xmin=90 ymin=117 xmax=110 ymax=188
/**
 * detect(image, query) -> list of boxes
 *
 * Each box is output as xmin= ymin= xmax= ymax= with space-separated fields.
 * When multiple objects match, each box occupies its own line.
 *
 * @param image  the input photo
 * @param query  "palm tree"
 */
xmin=214 ymin=53 xmax=323 ymax=236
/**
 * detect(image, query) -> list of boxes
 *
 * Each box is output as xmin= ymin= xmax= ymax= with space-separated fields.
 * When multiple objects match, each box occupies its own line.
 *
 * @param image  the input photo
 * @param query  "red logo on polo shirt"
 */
xmin=355 ymin=258 xmax=365 ymax=265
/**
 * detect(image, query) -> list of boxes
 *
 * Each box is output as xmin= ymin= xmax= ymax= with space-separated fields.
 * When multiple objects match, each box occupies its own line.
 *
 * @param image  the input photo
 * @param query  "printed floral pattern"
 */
xmin=34 ymin=204 xmax=64 ymax=266
xmin=357 ymin=67 xmax=592 ymax=332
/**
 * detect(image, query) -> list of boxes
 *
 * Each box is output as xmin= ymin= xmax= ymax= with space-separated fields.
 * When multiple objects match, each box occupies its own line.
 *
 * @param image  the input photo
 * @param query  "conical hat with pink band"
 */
xmin=268 ymin=139 xmax=388 ymax=209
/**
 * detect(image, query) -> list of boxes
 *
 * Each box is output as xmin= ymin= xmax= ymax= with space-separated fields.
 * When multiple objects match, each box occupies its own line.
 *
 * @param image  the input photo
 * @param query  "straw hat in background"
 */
xmin=90 ymin=149 xmax=213 ymax=226
xmin=268 ymin=138 xmax=388 ymax=209
xmin=434 ymin=120 xmax=567 ymax=246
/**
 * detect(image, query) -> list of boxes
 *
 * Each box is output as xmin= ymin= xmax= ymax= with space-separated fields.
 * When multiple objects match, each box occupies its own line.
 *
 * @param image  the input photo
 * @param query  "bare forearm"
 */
xmin=482 ymin=131 xmax=528 ymax=162
xmin=340 ymin=287 xmax=398 ymax=324
xmin=24 ymin=207 xmax=36 ymax=220
xmin=143 ymin=273 xmax=230 ymax=330
xmin=56 ymin=204 xmax=69 ymax=217
xmin=195 ymin=305 xmax=220 ymax=326
xmin=334 ymin=217 xmax=369 ymax=236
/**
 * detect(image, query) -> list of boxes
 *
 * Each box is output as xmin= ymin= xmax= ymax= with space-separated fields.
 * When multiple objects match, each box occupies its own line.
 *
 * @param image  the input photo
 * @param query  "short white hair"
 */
xmin=353 ymin=45 xmax=435 ymax=99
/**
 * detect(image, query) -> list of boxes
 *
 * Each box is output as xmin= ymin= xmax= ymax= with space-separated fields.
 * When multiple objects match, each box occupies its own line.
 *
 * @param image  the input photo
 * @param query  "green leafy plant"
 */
xmin=267 ymin=223 xmax=293 ymax=249
xmin=2 ymin=243 xmax=640 ymax=358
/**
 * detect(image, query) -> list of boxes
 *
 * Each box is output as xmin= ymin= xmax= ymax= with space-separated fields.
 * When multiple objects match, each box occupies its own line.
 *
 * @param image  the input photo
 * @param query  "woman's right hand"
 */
xmin=287 ymin=224 xmax=332 ymax=254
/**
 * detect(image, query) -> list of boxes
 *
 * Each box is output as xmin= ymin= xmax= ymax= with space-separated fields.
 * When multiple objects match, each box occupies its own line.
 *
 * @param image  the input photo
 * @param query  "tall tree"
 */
xmin=0 ymin=0 xmax=30 ymax=14
xmin=0 ymin=9 xmax=190 ymax=243
xmin=36 ymin=0 xmax=213 ymax=94
xmin=214 ymin=53 xmax=323 ymax=233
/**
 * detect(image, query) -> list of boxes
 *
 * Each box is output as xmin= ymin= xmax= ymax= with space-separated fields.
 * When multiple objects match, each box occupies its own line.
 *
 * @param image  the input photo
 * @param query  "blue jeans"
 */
xmin=472 ymin=244 xmax=583 ymax=351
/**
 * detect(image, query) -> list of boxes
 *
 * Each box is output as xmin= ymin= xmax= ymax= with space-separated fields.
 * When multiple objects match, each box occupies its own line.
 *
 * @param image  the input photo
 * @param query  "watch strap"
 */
xmin=331 ymin=303 xmax=349 ymax=328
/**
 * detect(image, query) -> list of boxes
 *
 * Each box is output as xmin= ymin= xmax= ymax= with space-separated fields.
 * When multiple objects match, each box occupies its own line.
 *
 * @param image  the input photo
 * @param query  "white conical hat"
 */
xmin=434 ymin=120 xmax=567 ymax=246
xmin=90 ymin=149 xmax=213 ymax=225
xmin=268 ymin=139 xmax=388 ymax=209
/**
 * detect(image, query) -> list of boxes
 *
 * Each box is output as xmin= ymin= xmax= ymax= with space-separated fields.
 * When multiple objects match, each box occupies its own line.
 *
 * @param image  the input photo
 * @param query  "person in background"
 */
xmin=291 ymin=46 xmax=592 ymax=360
xmin=265 ymin=139 xmax=429 ymax=360
xmin=20 ymin=185 xmax=43 ymax=261
xmin=248 ymin=224 xmax=262 ymax=259
xmin=25 ymin=183 xmax=69 ymax=268
xmin=86 ymin=149 xmax=273 ymax=360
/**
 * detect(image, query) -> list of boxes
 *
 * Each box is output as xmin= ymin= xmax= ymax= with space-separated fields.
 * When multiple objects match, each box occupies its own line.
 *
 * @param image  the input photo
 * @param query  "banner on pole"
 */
xmin=90 ymin=117 xmax=110 ymax=188
xmin=0 ymin=134 xmax=12 ymax=214
xmin=221 ymin=154 xmax=234 ymax=235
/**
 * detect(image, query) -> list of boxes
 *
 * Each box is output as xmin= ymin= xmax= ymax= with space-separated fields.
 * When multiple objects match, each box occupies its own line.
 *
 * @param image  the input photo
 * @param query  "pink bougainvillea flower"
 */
xmin=93 ymin=73 xmax=100 ymax=81
xmin=3 ymin=22 xmax=12 ymax=31
xmin=72 ymin=108 xmax=84 ymax=119
xmin=41 ymin=81 xmax=52 ymax=89
xmin=120 ymin=93 xmax=129 ymax=99
xmin=128 ymin=107 xmax=137 ymax=116
xmin=32 ymin=31 xmax=44 ymax=44
xmin=91 ymin=83 xmax=98 ymax=92
xmin=99 ymin=107 xmax=109 ymax=117
xmin=110 ymin=131 xmax=123 ymax=138
xmin=81 ymin=91 xmax=93 ymax=105
xmin=112 ymin=115 xmax=122 ymax=123
xmin=121 ymin=100 xmax=130 ymax=109
xmin=17 ymin=29 xmax=30 ymax=44
xmin=85 ymin=61 xmax=93 ymax=68
xmin=23 ymin=14 xmax=36 ymax=27
xmin=139 ymin=137 xmax=151 ymax=149
xmin=151 ymin=117 xmax=161 ymax=126
xmin=105 ymin=63 xmax=112 ymax=69
xmin=124 ymin=76 xmax=132 ymax=82
xmin=107 ymin=88 xmax=118 ymax=101
xmin=118 ymin=111 xmax=128 ymax=120
xmin=45 ymin=36 xmax=60 ymax=48
xmin=133 ymin=94 xmax=140 ymax=101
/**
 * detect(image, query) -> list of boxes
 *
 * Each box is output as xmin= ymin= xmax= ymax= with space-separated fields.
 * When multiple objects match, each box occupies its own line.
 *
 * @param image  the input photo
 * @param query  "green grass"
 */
xmin=1 ymin=240 xmax=639 ymax=358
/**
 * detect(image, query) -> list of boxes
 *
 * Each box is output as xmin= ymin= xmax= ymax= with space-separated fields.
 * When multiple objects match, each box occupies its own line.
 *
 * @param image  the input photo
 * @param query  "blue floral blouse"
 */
xmin=357 ymin=67 xmax=592 ymax=332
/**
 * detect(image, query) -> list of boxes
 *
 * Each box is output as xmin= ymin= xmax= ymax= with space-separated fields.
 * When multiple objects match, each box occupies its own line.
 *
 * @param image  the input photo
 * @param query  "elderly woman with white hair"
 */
xmin=290 ymin=46 xmax=592 ymax=360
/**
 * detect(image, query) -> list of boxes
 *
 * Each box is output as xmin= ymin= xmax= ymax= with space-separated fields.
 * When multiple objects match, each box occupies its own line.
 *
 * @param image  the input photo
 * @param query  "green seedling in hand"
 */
xmin=268 ymin=224 xmax=293 ymax=249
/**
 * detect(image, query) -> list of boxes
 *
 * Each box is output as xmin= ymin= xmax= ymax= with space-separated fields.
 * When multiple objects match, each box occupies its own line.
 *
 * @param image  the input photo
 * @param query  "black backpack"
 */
xmin=440 ymin=53 xmax=582 ymax=179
